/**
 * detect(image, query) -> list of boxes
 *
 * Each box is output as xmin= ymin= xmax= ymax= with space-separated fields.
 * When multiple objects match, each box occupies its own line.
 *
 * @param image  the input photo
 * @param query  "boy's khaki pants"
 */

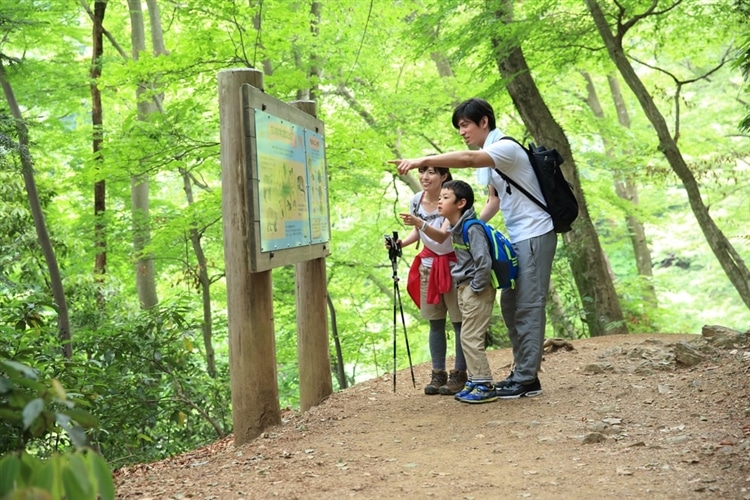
xmin=457 ymin=285 xmax=496 ymax=383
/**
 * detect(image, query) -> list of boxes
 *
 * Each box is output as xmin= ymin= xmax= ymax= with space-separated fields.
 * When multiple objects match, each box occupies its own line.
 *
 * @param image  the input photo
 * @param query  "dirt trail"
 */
xmin=115 ymin=333 xmax=750 ymax=499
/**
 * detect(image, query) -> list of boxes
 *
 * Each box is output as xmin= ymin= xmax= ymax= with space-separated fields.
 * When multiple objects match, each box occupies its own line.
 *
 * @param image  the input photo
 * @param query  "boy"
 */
xmin=438 ymin=180 xmax=497 ymax=403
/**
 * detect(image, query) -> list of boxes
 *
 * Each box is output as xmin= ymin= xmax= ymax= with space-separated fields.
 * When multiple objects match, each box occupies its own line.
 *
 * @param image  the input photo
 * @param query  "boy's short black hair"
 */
xmin=451 ymin=98 xmax=497 ymax=131
xmin=442 ymin=180 xmax=474 ymax=213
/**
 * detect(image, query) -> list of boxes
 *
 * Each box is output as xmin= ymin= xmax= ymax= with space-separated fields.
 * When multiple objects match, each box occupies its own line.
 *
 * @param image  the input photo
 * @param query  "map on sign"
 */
xmin=254 ymin=110 xmax=330 ymax=252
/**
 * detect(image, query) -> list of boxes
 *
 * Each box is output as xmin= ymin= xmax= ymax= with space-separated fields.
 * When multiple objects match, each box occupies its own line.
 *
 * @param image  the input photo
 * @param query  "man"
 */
xmin=389 ymin=97 xmax=556 ymax=398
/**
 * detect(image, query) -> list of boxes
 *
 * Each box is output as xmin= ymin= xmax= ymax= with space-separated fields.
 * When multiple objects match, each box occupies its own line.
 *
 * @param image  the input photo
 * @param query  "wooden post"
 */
xmin=219 ymin=68 xmax=280 ymax=445
xmin=290 ymin=100 xmax=333 ymax=411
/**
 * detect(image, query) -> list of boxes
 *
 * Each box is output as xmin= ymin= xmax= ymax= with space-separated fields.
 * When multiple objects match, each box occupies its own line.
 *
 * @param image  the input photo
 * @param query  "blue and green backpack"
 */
xmin=460 ymin=219 xmax=518 ymax=289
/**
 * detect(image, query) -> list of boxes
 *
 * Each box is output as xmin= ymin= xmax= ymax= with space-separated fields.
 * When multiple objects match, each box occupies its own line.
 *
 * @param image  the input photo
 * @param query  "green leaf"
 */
xmin=61 ymin=467 xmax=88 ymax=500
xmin=0 ymin=454 xmax=21 ymax=496
xmin=0 ymin=360 xmax=38 ymax=380
xmin=136 ymin=433 xmax=153 ymax=443
xmin=0 ymin=375 xmax=12 ymax=394
xmin=66 ymin=427 xmax=89 ymax=450
xmin=61 ymin=453 xmax=93 ymax=500
xmin=87 ymin=452 xmax=115 ymax=500
xmin=0 ymin=408 xmax=22 ymax=423
xmin=59 ymin=408 xmax=98 ymax=429
xmin=18 ymin=452 xmax=42 ymax=484
xmin=21 ymin=399 xmax=44 ymax=431
xmin=28 ymin=458 xmax=56 ymax=494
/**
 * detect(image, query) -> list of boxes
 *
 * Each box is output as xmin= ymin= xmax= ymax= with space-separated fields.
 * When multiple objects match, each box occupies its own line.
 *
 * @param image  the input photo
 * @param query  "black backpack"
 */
xmin=495 ymin=137 xmax=579 ymax=233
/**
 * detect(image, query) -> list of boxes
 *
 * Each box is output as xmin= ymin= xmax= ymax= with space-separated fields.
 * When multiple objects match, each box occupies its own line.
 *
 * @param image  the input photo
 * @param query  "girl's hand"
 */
xmin=399 ymin=213 xmax=421 ymax=228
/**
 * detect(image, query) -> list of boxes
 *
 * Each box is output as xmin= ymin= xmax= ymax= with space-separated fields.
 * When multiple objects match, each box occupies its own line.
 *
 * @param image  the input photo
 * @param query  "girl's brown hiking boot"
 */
xmin=424 ymin=370 xmax=448 ymax=395
xmin=439 ymin=369 xmax=468 ymax=395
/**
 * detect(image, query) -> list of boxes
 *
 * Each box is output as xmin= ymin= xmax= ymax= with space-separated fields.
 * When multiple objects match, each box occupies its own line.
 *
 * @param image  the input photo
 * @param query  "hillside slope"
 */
xmin=116 ymin=332 xmax=750 ymax=499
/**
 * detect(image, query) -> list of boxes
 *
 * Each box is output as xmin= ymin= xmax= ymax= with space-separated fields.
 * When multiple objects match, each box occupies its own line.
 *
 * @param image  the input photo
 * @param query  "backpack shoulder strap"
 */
xmin=495 ymin=137 xmax=549 ymax=213
xmin=499 ymin=135 xmax=527 ymax=152
xmin=461 ymin=218 xmax=492 ymax=247
xmin=461 ymin=219 xmax=479 ymax=243
xmin=410 ymin=191 xmax=425 ymax=215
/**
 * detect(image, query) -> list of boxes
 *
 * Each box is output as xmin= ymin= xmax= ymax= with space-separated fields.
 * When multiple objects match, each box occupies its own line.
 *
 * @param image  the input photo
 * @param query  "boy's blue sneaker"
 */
xmin=456 ymin=383 xmax=498 ymax=404
xmin=453 ymin=381 xmax=476 ymax=400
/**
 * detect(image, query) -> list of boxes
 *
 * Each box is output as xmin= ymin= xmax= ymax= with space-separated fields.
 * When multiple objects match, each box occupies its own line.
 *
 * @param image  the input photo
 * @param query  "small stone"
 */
xmin=673 ymin=341 xmax=706 ymax=367
xmin=584 ymin=362 xmax=614 ymax=374
xmin=667 ymin=434 xmax=689 ymax=444
xmin=582 ymin=432 xmax=607 ymax=444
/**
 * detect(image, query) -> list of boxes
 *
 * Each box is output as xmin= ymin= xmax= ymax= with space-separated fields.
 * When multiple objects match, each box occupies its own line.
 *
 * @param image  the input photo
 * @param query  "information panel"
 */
xmin=254 ymin=110 xmax=330 ymax=252
xmin=305 ymin=129 xmax=330 ymax=244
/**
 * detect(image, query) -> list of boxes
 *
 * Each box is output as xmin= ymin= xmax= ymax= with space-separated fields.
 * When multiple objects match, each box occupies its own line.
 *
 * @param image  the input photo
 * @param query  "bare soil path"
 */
xmin=115 ymin=333 xmax=750 ymax=499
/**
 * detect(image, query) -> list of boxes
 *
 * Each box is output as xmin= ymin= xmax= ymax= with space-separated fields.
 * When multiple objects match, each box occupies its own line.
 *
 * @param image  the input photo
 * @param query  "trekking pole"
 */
xmin=385 ymin=231 xmax=416 ymax=392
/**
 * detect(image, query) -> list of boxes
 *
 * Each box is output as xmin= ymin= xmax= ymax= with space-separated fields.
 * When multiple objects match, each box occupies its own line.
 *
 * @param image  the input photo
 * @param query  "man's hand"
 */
xmin=387 ymin=158 xmax=423 ymax=175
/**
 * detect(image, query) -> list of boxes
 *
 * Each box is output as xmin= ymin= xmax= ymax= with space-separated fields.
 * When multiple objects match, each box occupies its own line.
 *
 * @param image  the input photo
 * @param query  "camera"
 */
xmin=384 ymin=231 xmax=402 ymax=262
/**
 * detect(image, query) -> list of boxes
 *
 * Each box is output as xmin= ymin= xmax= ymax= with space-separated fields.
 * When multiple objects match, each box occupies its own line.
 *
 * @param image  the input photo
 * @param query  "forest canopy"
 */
xmin=0 ymin=0 xmax=748 ymax=473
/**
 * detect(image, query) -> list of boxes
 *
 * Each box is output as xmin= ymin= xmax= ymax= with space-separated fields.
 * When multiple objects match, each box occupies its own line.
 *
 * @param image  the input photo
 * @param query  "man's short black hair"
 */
xmin=451 ymin=98 xmax=496 ymax=131
xmin=442 ymin=180 xmax=474 ymax=213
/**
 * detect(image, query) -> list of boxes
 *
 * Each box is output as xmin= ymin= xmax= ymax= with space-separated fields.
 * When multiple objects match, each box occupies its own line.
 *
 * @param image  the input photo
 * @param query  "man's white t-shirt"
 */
xmin=483 ymin=134 xmax=553 ymax=243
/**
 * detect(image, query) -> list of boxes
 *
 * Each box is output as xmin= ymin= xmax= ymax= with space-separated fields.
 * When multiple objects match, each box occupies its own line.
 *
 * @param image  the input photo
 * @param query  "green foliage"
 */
xmin=1 ymin=291 xmax=231 ymax=465
xmin=0 ymin=450 xmax=114 ymax=500
xmin=0 ymin=358 xmax=92 ymax=452
xmin=70 ymin=297 xmax=232 ymax=464
xmin=0 ymin=0 xmax=748 ymax=472
xmin=0 ymin=358 xmax=114 ymax=500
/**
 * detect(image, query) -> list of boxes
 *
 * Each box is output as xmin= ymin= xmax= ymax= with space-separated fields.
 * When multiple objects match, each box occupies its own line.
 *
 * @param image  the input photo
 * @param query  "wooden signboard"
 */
xmin=242 ymin=84 xmax=331 ymax=272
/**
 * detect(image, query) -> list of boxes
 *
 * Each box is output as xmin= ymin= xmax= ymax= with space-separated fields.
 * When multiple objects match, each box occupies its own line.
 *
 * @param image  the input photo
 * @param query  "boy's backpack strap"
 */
xmin=495 ymin=136 xmax=549 ymax=214
xmin=459 ymin=219 xmax=491 ymax=255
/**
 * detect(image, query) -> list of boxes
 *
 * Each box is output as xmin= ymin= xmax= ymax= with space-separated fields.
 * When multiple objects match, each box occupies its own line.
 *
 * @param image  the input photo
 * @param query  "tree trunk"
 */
xmin=309 ymin=1 xmax=321 ymax=103
xmin=180 ymin=168 xmax=217 ymax=378
xmin=128 ymin=0 xmax=159 ymax=309
xmin=90 ymin=1 xmax=107 ymax=300
xmin=252 ymin=13 xmax=274 ymax=76
xmin=0 ymin=63 xmax=73 ymax=358
xmin=586 ymin=0 xmax=750 ymax=310
xmin=581 ymin=71 xmax=658 ymax=315
xmin=327 ymin=294 xmax=348 ymax=389
xmin=547 ymin=281 xmax=576 ymax=339
xmin=607 ymin=75 xmax=657 ymax=309
xmin=490 ymin=6 xmax=627 ymax=336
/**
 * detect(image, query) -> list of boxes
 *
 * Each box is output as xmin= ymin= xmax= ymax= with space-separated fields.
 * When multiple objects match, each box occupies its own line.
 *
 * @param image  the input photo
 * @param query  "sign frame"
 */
xmin=241 ymin=84 xmax=331 ymax=272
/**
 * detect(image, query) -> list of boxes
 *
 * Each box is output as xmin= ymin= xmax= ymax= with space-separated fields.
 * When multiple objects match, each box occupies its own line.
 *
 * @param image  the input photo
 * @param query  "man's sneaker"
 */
xmin=424 ymin=370 xmax=448 ymax=395
xmin=496 ymin=378 xmax=543 ymax=399
xmin=495 ymin=370 xmax=515 ymax=389
xmin=453 ymin=381 xmax=476 ymax=400
xmin=439 ymin=370 xmax=467 ymax=395
xmin=456 ymin=383 xmax=498 ymax=404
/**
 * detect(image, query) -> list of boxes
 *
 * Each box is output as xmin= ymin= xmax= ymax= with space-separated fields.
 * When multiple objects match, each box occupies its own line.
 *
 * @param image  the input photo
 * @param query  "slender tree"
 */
xmin=491 ymin=2 xmax=628 ymax=336
xmin=0 ymin=61 xmax=73 ymax=358
xmin=88 ymin=1 xmax=107 ymax=295
xmin=179 ymin=167 xmax=217 ymax=378
xmin=586 ymin=0 xmax=750 ymax=309
xmin=127 ymin=0 xmax=162 ymax=309
xmin=581 ymin=71 xmax=658 ymax=313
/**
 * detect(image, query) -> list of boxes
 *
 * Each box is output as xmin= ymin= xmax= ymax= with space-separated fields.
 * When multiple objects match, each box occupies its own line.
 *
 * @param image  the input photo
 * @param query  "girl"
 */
xmin=397 ymin=166 xmax=466 ymax=395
